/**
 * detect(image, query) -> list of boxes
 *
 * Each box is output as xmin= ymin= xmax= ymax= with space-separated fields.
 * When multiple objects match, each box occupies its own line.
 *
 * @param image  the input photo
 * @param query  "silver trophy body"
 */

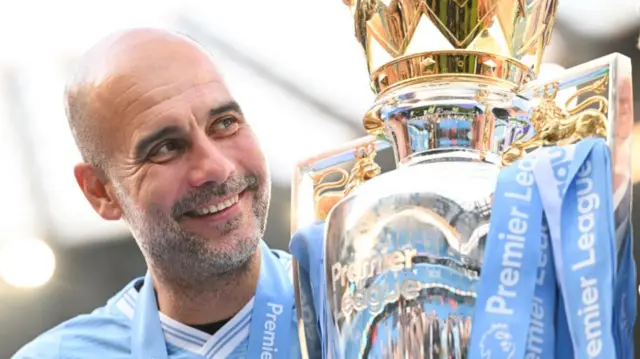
xmin=324 ymin=84 xmax=518 ymax=358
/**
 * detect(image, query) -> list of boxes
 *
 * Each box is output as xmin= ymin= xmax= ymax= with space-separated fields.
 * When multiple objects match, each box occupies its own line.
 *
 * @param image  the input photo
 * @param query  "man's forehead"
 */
xmin=94 ymin=66 xmax=228 ymax=114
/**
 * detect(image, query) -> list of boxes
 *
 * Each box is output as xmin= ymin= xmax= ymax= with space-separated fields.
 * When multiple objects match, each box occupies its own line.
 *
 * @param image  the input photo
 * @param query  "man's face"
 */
xmin=93 ymin=50 xmax=270 ymax=283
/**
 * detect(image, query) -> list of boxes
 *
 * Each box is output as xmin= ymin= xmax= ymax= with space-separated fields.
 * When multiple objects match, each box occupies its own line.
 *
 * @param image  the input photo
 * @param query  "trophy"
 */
xmin=290 ymin=1 xmax=634 ymax=358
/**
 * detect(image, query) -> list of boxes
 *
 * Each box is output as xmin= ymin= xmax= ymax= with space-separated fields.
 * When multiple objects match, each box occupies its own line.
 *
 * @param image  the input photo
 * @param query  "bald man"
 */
xmin=13 ymin=28 xmax=301 ymax=359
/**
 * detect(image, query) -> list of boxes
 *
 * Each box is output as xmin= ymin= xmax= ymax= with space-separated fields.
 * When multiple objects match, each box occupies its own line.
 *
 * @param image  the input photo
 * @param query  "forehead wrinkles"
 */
xmin=97 ymin=72 xmax=225 ymax=123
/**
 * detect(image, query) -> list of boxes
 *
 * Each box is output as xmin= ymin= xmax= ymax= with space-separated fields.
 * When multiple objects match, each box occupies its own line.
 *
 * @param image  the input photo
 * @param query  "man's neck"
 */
xmin=152 ymin=248 xmax=262 ymax=325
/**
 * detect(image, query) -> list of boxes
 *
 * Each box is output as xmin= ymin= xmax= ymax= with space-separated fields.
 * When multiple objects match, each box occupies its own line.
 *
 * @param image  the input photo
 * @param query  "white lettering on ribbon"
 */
xmin=569 ymin=160 xmax=603 ymax=358
xmin=261 ymin=302 xmax=283 ymax=359
xmin=524 ymin=225 xmax=550 ymax=359
xmin=485 ymin=158 xmax=534 ymax=316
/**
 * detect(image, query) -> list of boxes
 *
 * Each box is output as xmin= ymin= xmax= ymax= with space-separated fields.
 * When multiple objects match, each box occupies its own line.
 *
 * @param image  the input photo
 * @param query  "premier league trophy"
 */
xmin=290 ymin=1 xmax=635 ymax=358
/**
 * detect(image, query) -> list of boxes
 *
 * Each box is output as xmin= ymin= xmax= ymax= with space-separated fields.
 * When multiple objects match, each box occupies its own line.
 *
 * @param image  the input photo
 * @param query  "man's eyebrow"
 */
xmin=133 ymin=125 xmax=186 ymax=158
xmin=209 ymin=101 xmax=242 ymax=118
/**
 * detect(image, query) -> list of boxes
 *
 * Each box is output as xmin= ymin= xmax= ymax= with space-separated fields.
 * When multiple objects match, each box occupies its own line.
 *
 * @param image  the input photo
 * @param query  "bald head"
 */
xmin=65 ymin=28 xmax=219 ymax=171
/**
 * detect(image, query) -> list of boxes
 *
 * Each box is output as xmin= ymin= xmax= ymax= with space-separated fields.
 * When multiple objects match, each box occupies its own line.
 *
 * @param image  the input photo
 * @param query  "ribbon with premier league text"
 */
xmin=246 ymin=241 xmax=295 ymax=359
xmin=469 ymin=137 xmax=634 ymax=359
xmin=468 ymin=152 xmax=554 ymax=359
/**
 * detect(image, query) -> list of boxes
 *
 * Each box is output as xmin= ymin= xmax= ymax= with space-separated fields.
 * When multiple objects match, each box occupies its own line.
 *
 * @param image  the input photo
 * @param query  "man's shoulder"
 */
xmin=12 ymin=312 xmax=132 ymax=359
xmin=12 ymin=278 xmax=142 ymax=359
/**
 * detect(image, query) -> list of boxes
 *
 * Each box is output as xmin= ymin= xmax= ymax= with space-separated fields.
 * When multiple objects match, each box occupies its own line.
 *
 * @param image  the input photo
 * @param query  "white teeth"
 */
xmin=194 ymin=195 xmax=239 ymax=216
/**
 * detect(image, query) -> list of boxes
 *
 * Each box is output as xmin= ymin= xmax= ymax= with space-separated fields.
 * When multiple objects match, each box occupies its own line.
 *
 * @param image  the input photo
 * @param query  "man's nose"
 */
xmin=187 ymin=134 xmax=235 ymax=188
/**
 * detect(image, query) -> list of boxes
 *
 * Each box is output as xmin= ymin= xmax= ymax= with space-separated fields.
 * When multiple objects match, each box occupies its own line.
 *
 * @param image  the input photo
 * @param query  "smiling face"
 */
xmin=70 ymin=31 xmax=270 ymax=285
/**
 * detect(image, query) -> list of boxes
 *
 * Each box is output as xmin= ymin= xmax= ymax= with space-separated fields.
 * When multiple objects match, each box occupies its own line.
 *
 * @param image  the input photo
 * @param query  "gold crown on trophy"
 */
xmin=342 ymin=0 xmax=559 ymax=96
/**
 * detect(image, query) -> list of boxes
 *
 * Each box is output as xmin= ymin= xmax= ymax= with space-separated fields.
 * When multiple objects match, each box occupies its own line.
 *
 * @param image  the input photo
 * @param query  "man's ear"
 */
xmin=73 ymin=163 xmax=123 ymax=220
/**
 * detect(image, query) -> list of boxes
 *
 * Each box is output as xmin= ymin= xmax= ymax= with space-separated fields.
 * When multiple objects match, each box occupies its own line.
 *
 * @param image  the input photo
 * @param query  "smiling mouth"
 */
xmin=185 ymin=194 xmax=241 ymax=218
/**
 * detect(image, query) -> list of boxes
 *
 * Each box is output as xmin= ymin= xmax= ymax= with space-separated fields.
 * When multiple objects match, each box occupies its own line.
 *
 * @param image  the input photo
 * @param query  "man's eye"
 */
xmin=157 ymin=142 xmax=177 ymax=154
xmin=211 ymin=116 xmax=239 ymax=134
xmin=149 ymin=140 xmax=185 ymax=162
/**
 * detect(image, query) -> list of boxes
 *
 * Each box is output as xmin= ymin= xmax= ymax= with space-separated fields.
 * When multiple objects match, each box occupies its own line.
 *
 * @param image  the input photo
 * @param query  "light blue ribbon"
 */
xmin=533 ymin=138 xmax=617 ymax=358
xmin=469 ymin=137 xmax=628 ymax=359
xmin=524 ymin=217 xmax=556 ymax=359
xmin=468 ymin=154 xmax=545 ymax=359
xmin=246 ymin=241 xmax=295 ymax=359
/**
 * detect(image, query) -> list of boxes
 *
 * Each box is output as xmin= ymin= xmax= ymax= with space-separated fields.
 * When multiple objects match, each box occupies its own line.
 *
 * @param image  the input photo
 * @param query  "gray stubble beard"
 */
xmin=114 ymin=175 xmax=271 ymax=295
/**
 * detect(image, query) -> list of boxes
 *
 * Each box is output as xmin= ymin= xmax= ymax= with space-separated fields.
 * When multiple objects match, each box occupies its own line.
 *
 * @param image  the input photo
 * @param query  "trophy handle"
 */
xmin=291 ymin=136 xmax=391 ymax=233
xmin=501 ymin=78 xmax=609 ymax=166
xmin=515 ymin=53 xmax=634 ymax=255
xmin=290 ymin=135 xmax=391 ymax=359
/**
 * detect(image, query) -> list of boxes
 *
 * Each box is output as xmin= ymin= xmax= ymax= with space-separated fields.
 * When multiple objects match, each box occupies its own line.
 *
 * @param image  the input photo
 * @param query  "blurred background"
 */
xmin=0 ymin=0 xmax=639 ymax=357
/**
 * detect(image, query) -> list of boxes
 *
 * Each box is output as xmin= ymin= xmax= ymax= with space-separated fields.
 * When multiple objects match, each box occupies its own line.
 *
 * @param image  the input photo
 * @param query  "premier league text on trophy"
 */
xmin=331 ymin=248 xmax=419 ymax=319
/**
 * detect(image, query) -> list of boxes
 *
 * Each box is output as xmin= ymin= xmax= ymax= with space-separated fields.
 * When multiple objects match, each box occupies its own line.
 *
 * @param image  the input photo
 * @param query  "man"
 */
xmin=13 ymin=28 xmax=300 ymax=359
